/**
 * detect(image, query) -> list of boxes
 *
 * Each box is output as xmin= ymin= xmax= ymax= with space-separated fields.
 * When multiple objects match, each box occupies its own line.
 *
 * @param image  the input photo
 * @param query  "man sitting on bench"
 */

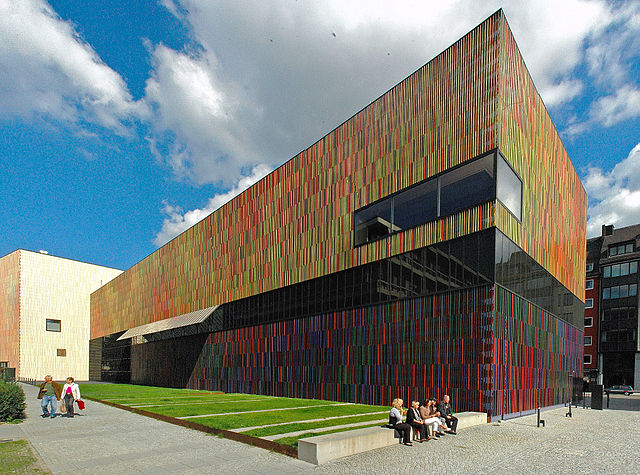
xmin=437 ymin=394 xmax=458 ymax=435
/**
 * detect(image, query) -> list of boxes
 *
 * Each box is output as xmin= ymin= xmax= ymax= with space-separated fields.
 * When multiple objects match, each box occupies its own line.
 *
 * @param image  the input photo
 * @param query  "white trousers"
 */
xmin=422 ymin=416 xmax=441 ymax=434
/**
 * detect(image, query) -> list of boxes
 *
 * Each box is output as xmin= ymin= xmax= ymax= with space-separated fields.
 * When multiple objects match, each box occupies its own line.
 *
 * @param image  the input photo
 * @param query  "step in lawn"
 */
xmin=80 ymin=383 xmax=389 ymax=451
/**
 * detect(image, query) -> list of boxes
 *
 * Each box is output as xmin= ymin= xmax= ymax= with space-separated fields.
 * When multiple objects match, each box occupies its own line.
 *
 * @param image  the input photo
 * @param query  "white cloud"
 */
xmin=147 ymin=0 xmax=622 ymax=243
xmin=585 ymin=143 xmax=640 ymax=237
xmin=0 ymin=0 xmax=145 ymax=132
xmin=153 ymin=163 xmax=272 ymax=246
xmin=147 ymin=0 xmax=616 ymax=187
xmin=144 ymin=45 xmax=261 ymax=185
xmin=591 ymin=86 xmax=640 ymax=127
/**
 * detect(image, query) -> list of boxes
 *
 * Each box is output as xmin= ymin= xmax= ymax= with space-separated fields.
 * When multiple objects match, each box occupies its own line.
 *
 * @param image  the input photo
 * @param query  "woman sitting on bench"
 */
xmin=389 ymin=398 xmax=413 ymax=446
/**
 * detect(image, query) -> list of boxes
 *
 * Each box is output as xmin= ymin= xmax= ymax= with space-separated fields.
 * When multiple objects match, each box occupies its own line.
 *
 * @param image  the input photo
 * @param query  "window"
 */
xmin=46 ymin=319 xmax=61 ymax=332
xmin=585 ymin=298 xmax=593 ymax=309
xmin=611 ymin=264 xmax=620 ymax=277
xmin=0 ymin=362 xmax=7 ymax=368
xmin=621 ymin=262 xmax=630 ymax=275
xmin=496 ymin=154 xmax=522 ymax=220
xmin=584 ymin=317 xmax=593 ymax=327
xmin=439 ymin=155 xmax=494 ymax=217
xmin=585 ymin=279 xmax=594 ymax=290
xmin=56 ymin=349 xmax=66 ymax=357
xmin=584 ymin=336 xmax=592 ymax=346
xmin=393 ymin=179 xmax=437 ymax=230
xmin=586 ymin=262 xmax=594 ymax=272
xmin=354 ymin=152 xmax=495 ymax=246
xmin=355 ymin=199 xmax=393 ymax=245
xmin=602 ymin=284 xmax=637 ymax=299
xmin=604 ymin=262 xmax=637 ymax=277
xmin=610 ymin=243 xmax=634 ymax=256
xmin=584 ymin=354 xmax=592 ymax=365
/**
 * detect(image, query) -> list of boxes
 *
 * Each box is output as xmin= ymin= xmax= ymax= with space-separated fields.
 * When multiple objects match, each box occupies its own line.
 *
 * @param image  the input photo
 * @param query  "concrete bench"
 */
xmin=298 ymin=411 xmax=487 ymax=465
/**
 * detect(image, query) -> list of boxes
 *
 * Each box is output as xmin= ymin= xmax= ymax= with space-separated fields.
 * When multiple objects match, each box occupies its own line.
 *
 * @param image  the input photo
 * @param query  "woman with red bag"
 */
xmin=61 ymin=377 xmax=82 ymax=417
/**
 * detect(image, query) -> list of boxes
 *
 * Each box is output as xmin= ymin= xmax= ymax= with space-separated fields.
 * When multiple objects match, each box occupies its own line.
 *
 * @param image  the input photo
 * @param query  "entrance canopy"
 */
xmin=116 ymin=306 xmax=219 ymax=341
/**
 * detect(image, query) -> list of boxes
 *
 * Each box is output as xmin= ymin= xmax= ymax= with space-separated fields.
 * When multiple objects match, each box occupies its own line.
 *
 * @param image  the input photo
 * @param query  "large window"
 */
xmin=586 ymin=262 xmax=594 ymax=272
xmin=496 ymin=154 xmax=522 ymax=220
xmin=584 ymin=317 xmax=593 ymax=327
xmin=584 ymin=354 xmax=592 ymax=365
xmin=584 ymin=336 xmax=592 ymax=346
xmin=585 ymin=298 xmax=593 ymax=309
xmin=355 ymin=152 xmax=501 ymax=246
xmin=586 ymin=279 xmax=594 ymax=290
xmin=46 ymin=319 xmax=61 ymax=332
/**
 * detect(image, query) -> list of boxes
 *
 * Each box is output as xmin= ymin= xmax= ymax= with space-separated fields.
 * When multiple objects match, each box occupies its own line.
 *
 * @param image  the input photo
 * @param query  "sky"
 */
xmin=1 ymin=0 xmax=640 ymax=271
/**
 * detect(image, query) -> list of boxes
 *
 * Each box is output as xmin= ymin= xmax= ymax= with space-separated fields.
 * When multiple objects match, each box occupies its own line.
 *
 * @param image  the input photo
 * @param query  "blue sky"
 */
xmin=1 ymin=0 xmax=640 ymax=271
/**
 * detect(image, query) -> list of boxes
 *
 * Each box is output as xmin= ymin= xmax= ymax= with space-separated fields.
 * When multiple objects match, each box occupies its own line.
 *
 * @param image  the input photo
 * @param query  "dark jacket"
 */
xmin=438 ymin=400 xmax=453 ymax=418
xmin=406 ymin=407 xmax=423 ymax=424
xmin=37 ymin=381 xmax=62 ymax=400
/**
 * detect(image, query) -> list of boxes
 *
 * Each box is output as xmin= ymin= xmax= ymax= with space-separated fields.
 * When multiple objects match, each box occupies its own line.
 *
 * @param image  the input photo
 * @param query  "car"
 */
xmin=605 ymin=385 xmax=634 ymax=395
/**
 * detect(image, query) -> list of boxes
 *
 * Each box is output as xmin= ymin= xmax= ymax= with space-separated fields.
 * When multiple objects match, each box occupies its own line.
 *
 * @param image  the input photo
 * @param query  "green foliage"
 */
xmin=0 ymin=380 xmax=26 ymax=422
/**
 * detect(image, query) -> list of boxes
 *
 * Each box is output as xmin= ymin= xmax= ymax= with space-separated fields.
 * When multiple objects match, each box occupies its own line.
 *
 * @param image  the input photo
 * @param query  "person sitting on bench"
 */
xmin=438 ymin=394 xmax=458 ymax=434
xmin=389 ymin=398 xmax=413 ymax=446
xmin=422 ymin=398 xmax=449 ymax=437
xmin=406 ymin=400 xmax=427 ymax=442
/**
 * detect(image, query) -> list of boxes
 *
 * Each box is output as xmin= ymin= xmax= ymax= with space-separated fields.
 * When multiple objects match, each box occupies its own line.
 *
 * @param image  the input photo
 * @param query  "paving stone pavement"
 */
xmin=0 ymin=383 xmax=312 ymax=475
xmin=314 ymin=402 xmax=640 ymax=475
xmin=3 ymin=384 xmax=640 ymax=474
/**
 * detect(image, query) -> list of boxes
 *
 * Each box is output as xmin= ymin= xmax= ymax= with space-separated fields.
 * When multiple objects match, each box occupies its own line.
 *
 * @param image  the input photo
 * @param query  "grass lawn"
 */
xmin=80 ymin=383 xmax=389 ymax=450
xmin=242 ymin=412 xmax=388 ymax=438
xmin=0 ymin=440 xmax=50 ymax=474
xmin=188 ymin=403 xmax=386 ymax=430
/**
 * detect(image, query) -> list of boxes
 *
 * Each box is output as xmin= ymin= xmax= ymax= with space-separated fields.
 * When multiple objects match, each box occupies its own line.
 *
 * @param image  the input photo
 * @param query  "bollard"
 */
xmin=607 ymin=392 xmax=610 ymax=408
xmin=566 ymin=402 xmax=572 ymax=418
xmin=537 ymin=407 xmax=545 ymax=427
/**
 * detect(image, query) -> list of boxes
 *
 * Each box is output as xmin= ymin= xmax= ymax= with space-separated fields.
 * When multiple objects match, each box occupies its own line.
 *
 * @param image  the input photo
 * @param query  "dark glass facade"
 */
xmin=97 ymin=228 xmax=582 ymax=384
xmin=495 ymin=231 xmax=583 ymax=328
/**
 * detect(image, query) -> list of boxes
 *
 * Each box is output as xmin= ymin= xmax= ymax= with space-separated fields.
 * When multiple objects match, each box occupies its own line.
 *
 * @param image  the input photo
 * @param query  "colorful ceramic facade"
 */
xmin=90 ymin=11 xmax=586 ymax=418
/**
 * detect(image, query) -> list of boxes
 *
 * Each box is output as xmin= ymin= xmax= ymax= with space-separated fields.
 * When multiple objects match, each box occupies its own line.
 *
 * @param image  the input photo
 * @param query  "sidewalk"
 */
xmin=0 ymin=383 xmax=311 ymax=475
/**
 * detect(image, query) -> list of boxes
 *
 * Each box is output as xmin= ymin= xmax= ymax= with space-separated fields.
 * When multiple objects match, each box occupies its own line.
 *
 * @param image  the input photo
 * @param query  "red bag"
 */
xmin=76 ymin=400 xmax=85 ymax=410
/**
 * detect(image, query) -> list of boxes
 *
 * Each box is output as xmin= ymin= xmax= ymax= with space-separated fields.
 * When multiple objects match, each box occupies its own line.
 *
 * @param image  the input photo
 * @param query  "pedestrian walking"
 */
xmin=37 ymin=375 xmax=61 ymax=418
xmin=61 ymin=377 xmax=81 ymax=418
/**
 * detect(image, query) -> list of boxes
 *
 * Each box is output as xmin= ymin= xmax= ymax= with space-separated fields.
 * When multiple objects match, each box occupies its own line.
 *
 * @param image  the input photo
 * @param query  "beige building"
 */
xmin=0 ymin=250 xmax=121 ymax=381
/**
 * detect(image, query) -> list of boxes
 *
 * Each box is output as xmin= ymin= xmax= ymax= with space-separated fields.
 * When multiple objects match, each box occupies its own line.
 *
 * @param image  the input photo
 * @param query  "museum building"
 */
xmin=89 ymin=11 xmax=586 ymax=419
